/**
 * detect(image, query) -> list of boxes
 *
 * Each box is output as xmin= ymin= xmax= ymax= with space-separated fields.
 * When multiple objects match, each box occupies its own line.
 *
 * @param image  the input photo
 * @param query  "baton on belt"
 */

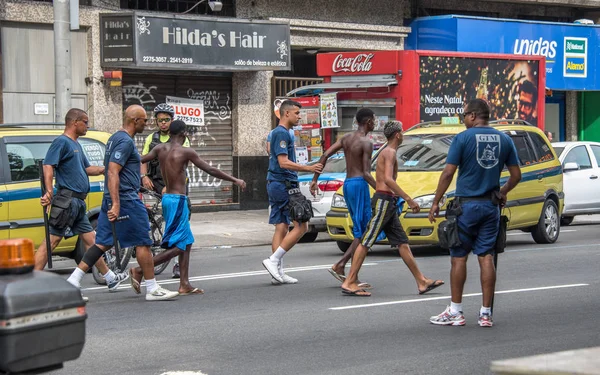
xmin=39 ymin=161 xmax=53 ymax=269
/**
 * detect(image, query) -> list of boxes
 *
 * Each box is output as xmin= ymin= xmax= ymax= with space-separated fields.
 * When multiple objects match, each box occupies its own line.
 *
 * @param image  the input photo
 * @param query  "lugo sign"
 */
xmin=407 ymin=15 xmax=600 ymax=90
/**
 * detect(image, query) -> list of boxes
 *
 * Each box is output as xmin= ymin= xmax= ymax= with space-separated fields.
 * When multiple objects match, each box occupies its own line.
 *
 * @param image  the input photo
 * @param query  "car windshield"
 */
xmin=553 ymin=146 xmax=565 ymax=158
xmin=298 ymin=154 xmax=346 ymax=175
xmin=372 ymin=134 xmax=455 ymax=171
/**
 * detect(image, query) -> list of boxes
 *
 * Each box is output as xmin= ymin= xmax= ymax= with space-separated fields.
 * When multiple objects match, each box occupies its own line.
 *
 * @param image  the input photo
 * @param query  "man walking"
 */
xmin=263 ymin=100 xmax=323 ymax=284
xmin=66 ymin=104 xmax=179 ymax=301
xmin=141 ymin=103 xmax=191 ymax=279
xmin=310 ymin=108 xmax=377 ymax=285
xmin=428 ymin=99 xmax=521 ymax=327
xmin=36 ymin=108 xmax=129 ymax=291
xmin=130 ymin=120 xmax=246 ymax=295
xmin=340 ymin=121 xmax=444 ymax=296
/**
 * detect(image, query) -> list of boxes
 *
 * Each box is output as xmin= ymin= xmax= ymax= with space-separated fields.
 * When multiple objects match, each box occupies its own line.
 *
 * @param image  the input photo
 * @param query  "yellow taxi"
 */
xmin=326 ymin=119 xmax=564 ymax=252
xmin=0 ymin=124 xmax=110 ymax=263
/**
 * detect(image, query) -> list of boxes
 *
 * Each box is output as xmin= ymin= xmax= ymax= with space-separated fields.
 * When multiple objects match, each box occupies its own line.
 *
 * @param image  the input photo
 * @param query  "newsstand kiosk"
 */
xmin=287 ymin=50 xmax=546 ymax=150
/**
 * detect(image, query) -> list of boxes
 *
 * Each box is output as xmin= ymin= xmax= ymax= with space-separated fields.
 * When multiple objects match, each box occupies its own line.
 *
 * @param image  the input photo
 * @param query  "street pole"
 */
xmin=53 ymin=0 xmax=72 ymax=123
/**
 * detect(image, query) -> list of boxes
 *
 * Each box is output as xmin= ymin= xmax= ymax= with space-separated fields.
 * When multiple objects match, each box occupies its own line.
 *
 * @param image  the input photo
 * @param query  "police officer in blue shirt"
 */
xmin=66 ymin=105 xmax=179 ymax=301
xmin=36 ymin=108 xmax=128 ymax=292
xmin=428 ymin=99 xmax=521 ymax=327
xmin=262 ymin=100 xmax=323 ymax=284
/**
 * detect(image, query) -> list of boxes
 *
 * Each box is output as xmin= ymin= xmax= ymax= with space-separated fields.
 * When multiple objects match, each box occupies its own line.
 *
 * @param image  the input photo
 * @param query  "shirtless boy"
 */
xmin=340 ymin=121 xmax=444 ymax=296
xmin=130 ymin=120 xmax=246 ymax=295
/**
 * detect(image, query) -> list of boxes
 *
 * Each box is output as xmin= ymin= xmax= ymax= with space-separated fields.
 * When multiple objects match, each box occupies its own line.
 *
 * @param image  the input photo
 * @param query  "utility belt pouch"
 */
xmin=437 ymin=199 xmax=463 ymax=249
xmin=48 ymin=192 xmax=73 ymax=229
xmin=287 ymin=190 xmax=313 ymax=223
xmin=494 ymin=215 xmax=509 ymax=254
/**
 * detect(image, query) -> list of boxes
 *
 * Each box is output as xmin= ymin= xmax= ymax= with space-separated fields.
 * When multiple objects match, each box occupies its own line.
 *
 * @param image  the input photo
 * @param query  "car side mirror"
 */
xmin=563 ymin=162 xmax=580 ymax=172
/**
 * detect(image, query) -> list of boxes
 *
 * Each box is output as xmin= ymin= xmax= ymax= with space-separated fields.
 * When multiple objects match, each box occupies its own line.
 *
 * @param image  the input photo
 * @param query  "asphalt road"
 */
xmin=49 ymin=221 xmax=600 ymax=375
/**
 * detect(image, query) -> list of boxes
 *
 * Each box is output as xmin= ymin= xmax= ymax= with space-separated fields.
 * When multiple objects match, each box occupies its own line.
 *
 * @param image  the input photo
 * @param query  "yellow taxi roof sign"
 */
xmin=441 ymin=117 xmax=460 ymax=125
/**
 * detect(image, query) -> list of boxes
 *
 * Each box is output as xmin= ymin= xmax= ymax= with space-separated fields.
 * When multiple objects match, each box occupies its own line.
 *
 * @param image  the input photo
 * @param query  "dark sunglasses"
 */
xmin=135 ymin=117 xmax=149 ymax=123
xmin=460 ymin=112 xmax=475 ymax=120
xmin=156 ymin=118 xmax=171 ymax=124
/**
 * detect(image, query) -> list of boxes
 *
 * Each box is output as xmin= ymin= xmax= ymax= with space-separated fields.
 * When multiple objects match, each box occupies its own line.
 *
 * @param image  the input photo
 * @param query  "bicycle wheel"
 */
xmin=91 ymin=245 xmax=134 ymax=285
xmin=150 ymin=216 xmax=170 ymax=276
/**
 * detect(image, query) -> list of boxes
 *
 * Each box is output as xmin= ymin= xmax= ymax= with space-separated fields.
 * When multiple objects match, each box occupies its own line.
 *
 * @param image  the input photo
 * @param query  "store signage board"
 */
xmin=316 ymin=51 xmax=398 ymax=76
xmin=100 ymin=14 xmax=135 ymax=67
xmin=100 ymin=13 xmax=291 ymax=71
xmin=408 ymin=15 xmax=600 ymax=90
xmin=166 ymin=96 xmax=205 ymax=126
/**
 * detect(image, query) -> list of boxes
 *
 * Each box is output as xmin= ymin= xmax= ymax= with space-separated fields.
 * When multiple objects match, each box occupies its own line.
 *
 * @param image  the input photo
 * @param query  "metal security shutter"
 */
xmin=123 ymin=73 xmax=233 ymax=205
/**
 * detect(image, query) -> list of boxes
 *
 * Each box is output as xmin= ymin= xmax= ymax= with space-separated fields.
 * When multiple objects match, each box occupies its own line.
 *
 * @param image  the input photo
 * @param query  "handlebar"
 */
xmin=139 ymin=187 xmax=163 ymax=200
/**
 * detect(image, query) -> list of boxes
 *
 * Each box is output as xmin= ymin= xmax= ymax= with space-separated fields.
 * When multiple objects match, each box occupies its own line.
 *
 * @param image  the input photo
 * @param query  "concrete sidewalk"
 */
xmin=189 ymin=209 xmax=330 ymax=249
xmin=189 ymin=210 xmax=600 ymax=250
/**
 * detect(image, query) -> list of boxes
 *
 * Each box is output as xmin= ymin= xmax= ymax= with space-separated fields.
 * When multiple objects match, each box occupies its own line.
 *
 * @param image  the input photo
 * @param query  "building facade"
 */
xmin=1 ymin=0 xmax=599 ymax=209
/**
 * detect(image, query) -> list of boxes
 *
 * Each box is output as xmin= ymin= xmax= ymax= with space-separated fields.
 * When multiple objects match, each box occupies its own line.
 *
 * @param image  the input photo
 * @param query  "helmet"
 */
xmin=154 ymin=103 xmax=175 ymax=118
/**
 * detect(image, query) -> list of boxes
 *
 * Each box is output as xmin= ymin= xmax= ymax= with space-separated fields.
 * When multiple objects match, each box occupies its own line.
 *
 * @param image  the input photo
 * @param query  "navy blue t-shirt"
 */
xmin=43 ymin=135 xmax=90 ymax=194
xmin=267 ymin=125 xmax=297 ymax=182
xmin=104 ymin=130 xmax=141 ymax=200
xmin=447 ymin=127 xmax=519 ymax=197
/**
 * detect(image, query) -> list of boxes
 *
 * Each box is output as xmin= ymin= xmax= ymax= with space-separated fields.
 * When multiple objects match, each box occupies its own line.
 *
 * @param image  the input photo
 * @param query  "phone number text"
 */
xmin=142 ymin=56 xmax=194 ymax=64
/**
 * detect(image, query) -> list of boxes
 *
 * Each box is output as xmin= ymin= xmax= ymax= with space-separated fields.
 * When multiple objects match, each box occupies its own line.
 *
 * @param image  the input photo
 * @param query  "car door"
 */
xmin=561 ymin=145 xmax=595 ymax=214
xmin=4 ymin=136 xmax=77 ymax=251
xmin=584 ymin=144 xmax=600 ymax=211
xmin=0 ymin=142 xmax=8 ymax=239
xmin=503 ymin=130 xmax=545 ymax=226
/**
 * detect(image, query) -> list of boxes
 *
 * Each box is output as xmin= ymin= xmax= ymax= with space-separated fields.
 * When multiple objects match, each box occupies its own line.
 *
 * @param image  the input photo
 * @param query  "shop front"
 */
xmin=287 ymin=50 xmax=545 ymax=154
xmin=100 ymin=12 xmax=290 ymax=206
xmin=407 ymin=15 xmax=600 ymax=141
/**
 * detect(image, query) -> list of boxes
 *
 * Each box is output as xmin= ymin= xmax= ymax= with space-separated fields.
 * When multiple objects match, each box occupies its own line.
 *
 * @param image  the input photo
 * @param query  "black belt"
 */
xmin=456 ymin=195 xmax=492 ymax=202
xmin=57 ymin=189 xmax=87 ymax=200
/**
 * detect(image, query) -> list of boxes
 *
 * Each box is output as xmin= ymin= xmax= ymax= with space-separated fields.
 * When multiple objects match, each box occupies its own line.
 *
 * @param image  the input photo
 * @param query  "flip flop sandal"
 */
xmin=129 ymin=269 xmax=141 ymax=294
xmin=419 ymin=280 xmax=445 ymax=295
xmin=327 ymin=268 xmax=344 ymax=283
xmin=358 ymin=282 xmax=372 ymax=290
xmin=341 ymin=288 xmax=371 ymax=297
xmin=180 ymin=288 xmax=204 ymax=296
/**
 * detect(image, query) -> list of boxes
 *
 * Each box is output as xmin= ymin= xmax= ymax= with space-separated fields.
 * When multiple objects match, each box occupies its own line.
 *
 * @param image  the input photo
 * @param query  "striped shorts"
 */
xmin=361 ymin=192 xmax=409 ymax=248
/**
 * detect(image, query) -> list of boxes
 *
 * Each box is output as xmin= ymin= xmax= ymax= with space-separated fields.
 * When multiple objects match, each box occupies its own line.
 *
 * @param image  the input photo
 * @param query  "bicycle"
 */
xmin=92 ymin=188 xmax=168 ymax=285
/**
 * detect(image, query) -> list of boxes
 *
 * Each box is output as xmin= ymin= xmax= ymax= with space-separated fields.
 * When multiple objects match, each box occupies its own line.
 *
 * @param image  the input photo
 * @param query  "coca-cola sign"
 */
xmin=317 ymin=51 xmax=398 ymax=76
xmin=332 ymin=53 xmax=374 ymax=73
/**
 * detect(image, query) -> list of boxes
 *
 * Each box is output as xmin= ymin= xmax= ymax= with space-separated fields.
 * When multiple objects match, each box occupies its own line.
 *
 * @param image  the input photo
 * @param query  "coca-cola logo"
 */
xmin=332 ymin=53 xmax=374 ymax=73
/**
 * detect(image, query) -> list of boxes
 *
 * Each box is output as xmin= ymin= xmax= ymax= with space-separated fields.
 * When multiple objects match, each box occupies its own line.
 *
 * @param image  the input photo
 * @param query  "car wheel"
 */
xmin=298 ymin=231 xmax=318 ymax=243
xmin=336 ymin=241 xmax=351 ymax=253
xmin=560 ymin=216 xmax=574 ymax=226
xmin=531 ymin=200 xmax=560 ymax=244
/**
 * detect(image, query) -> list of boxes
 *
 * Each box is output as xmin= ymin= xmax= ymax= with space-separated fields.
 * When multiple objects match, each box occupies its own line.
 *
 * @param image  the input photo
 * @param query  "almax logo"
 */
xmin=513 ymin=38 xmax=557 ymax=59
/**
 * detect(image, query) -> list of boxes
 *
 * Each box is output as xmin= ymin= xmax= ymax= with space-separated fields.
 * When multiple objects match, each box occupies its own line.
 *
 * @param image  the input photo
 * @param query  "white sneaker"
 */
xmin=281 ymin=274 xmax=298 ymax=284
xmin=262 ymin=258 xmax=283 ymax=283
xmin=271 ymin=274 xmax=298 ymax=285
xmin=145 ymin=286 xmax=179 ymax=301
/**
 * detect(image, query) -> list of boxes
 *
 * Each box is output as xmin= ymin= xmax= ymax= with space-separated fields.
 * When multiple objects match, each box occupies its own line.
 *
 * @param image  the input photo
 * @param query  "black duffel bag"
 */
xmin=287 ymin=188 xmax=313 ymax=223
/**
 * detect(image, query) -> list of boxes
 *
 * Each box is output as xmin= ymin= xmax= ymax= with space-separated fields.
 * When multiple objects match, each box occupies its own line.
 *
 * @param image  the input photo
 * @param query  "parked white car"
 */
xmin=552 ymin=141 xmax=600 ymax=225
xmin=295 ymin=153 xmax=346 ymax=242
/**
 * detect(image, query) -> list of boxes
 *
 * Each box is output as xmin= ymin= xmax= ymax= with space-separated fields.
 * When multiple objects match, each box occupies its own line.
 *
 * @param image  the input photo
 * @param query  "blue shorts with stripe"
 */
xmin=361 ymin=192 xmax=408 ymax=248
xmin=161 ymin=194 xmax=195 ymax=251
xmin=96 ymin=197 xmax=153 ymax=248
xmin=343 ymin=177 xmax=371 ymax=239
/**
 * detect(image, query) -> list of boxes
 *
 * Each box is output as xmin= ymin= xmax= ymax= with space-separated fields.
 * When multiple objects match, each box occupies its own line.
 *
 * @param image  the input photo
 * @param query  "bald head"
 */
xmin=125 ymin=104 xmax=146 ymax=123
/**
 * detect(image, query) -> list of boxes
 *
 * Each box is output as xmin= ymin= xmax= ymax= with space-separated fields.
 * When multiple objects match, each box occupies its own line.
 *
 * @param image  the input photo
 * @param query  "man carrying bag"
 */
xmin=428 ymin=99 xmax=521 ymax=327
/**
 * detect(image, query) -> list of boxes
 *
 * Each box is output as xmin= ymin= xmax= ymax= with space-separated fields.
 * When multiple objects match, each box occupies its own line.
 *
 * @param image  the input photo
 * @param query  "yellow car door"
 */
xmin=0 ymin=185 xmax=8 ymax=240
xmin=4 ymin=136 xmax=77 ymax=252
xmin=502 ymin=129 xmax=546 ymax=227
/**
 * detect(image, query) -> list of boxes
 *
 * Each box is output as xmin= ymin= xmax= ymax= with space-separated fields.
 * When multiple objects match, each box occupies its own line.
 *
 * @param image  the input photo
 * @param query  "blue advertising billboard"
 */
xmin=407 ymin=16 xmax=600 ymax=91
